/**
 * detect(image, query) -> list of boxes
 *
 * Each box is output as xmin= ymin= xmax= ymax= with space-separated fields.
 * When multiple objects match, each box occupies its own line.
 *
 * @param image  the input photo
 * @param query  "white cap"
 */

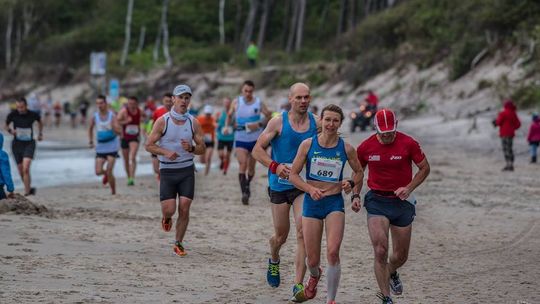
xmin=173 ymin=84 xmax=192 ymax=96
xmin=203 ymin=105 xmax=213 ymax=114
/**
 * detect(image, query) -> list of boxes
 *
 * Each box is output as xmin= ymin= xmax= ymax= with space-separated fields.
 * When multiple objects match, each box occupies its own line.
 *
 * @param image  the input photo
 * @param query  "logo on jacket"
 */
xmin=390 ymin=155 xmax=402 ymax=160
xmin=368 ymin=155 xmax=380 ymax=161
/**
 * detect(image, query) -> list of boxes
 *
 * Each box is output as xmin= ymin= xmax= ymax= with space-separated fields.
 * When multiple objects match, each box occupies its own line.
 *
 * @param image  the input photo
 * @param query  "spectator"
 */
xmin=527 ymin=113 xmax=540 ymax=163
xmin=246 ymin=41 xmax=259 ymax=68
xmin=365 ymin=90 xmax=379 ymax=109
xmin=494 ymin=100 xmax=521 ymax=171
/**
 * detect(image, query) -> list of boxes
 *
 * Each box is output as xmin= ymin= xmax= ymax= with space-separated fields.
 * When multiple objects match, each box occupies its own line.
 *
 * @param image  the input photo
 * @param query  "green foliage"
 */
xmin=511 ymin=84 xmax=540 ymax=109
xmin=449 ymin=36 xmax=485 ymax=80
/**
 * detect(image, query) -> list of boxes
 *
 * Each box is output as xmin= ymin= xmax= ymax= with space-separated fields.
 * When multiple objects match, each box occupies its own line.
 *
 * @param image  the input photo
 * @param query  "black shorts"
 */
xmin=121 ymin=138 xmax=139 ymax=149
xmin=364 ymin=190 xmax=416 ymax=227
xmin=267 ymin=187 xmax=304 ymax=205
xmin=205 ymin=141 xmax=215 ymax=148
xmin=160 ymin=166 xmax=195 ymax=201
xmin=151 ymin=154 xmax=158 ymax=158
xmin=217 ymin=140 xmax=234 ymax=152
xmin=96 ymin=152 xmax=119 ymax=159
xmin=12 ymin=140 xmax=36 ymax=164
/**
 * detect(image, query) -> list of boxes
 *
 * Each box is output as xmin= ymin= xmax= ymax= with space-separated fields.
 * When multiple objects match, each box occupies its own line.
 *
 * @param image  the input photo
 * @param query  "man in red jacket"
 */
xmin=494 ymin=100 xmax=521 ymax=171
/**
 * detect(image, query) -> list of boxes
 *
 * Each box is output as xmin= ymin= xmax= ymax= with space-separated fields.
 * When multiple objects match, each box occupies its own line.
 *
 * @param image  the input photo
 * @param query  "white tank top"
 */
xmin=235 ymin=96 xmax=262 ymax=142
xmin=158 ymin=113 xmax=195 ymax=169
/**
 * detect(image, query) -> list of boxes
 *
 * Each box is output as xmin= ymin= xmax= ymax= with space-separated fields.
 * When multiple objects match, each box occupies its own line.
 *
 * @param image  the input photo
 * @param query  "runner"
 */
xmin=197 ymin=105 xmax=216 ymax=176
xmin=0 ymin=133 xmax=15 ymax=199
xmin=117 ymin=96 xmax=142 ymax=186
xmin=356 ymin=108 xmax=430 ymax=304
xmin=289 ymin=104 xmax=363 ymax=304
xmin=151 ymin=93 xmax=174 ymax=179
xmin=5 ymin=97 xmax=43 ymax=196
xmin=224 ymin=80 xmax=272 ymax=205
xmin=145 ymin=84 xmax=206 ymax=256
xmin=252 ymin=83 xmax=319 ymax=301
xmin=216 ymin=97 xmax=234 ymax=175
xmin=88 ymin=95 xmax=121 ymax=195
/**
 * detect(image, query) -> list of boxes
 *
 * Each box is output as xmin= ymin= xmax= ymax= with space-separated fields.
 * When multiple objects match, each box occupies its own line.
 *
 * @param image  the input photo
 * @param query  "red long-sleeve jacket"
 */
xmin=495 ymin=101 xmax=521 ymax=137
xmin=527 ymin=119 xmax=540 ymax=142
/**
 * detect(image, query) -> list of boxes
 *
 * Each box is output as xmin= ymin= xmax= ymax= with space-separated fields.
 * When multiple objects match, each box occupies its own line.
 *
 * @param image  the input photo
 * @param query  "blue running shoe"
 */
xmin=290 ymin=283 xmax=308 ymax=303
xmin=389 ymin=271 xmax=403 ymax=295
xmin=377 ymin=292 xmax=394 ymax=304
xmin=266 ymin=259 xmax=280 ymax=288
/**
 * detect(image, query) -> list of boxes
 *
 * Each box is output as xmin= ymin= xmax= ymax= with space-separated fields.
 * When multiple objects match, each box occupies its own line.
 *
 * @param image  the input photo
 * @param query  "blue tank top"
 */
xmin=217 ymin=110 xmax=234 ymax=141
xmin=269 ymin=112 xmax=317 ymax=191
xmin=306 ymin=135 xmax=348 ymax=183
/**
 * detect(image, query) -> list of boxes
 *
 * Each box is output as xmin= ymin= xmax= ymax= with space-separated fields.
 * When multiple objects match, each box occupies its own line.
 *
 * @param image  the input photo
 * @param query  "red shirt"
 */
xmin=152 ymin=106 xmax=169 ymax=121
xmin=122 ymin=107 xmax=141 ymax=140
xmin=357 ymin=132 xmax=425 ymax=192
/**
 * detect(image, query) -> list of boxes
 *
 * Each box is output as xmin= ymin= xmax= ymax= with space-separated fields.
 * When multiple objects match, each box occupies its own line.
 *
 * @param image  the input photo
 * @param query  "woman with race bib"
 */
xmin=289 ymin=104 xmax=363 ymax=304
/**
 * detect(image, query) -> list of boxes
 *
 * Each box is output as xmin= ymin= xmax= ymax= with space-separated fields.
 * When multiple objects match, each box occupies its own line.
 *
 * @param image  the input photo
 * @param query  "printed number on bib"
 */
xmin=125 ymin=124 xmax=139 ymax=135
xmin=16 ymin=128 xmax=32 ymax=141
xmin=309 ymin=157 xmax=342 ymax=183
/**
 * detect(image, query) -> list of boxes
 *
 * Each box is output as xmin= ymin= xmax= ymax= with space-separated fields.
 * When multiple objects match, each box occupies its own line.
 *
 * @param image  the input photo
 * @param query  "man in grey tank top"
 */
xmin=145 ymin=84 xmax=206 ymax=257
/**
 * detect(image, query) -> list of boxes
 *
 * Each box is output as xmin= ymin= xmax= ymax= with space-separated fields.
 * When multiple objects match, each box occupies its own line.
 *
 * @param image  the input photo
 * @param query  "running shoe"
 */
xmin=267 ymin=259 xmax=280 ymax=288
xmin=241 ymin=192 xmax=249 ymax=205
xmin=29 ymin=187 xmax=36 ymax=195
xmin=127 ymin=178 xmax=134 ymax=186
xmin=161 ymin=218 xmax=172 ymax=232
xmin=290 ymin=283 xmax=308 ymax=303
xmin=377 ymin=292 xmax=394 ymax=304
xmin=327 ymin=301 xmax=336 ymax=304
xmin=304 ymin=267 xmax=322 ymax=299
xmin=389 ymin=271 xmax=403 ymax=295
xmin=173 ymin=241 xmax=187 ymax=256
xmin=102 ymin=174 xmax=108 ymax=185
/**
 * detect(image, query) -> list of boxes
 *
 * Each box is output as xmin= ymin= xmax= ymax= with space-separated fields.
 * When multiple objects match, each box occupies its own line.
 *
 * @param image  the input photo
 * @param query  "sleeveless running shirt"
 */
xmin=94 ymin=111 xmax=119 ymax=154
xmin=306 ymin=135 xmax=348 ymax=183
xmin=122 ymin=107 xmax=141 ymax=140
xmin=158 ymin=113 xmax=195 ymax=169
xmin=235 ymin=96 xmax=262 ymax=142
xmin=269 ymin=111 xmax=317 ymax=191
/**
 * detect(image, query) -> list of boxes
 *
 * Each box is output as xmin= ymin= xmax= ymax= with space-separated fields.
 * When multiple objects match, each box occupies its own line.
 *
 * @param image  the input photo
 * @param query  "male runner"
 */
xmin=5 ymin=97 xmax=43 ymax=196
xmin=355 ymin=108 xmax=430 ymax=304
xmin=145 ymin=84 xmax=206 ymax=256
xmin=117 ymin=96 xmax=142 ymax=186
xmin=252 ymin=83 xmax=318 ymax=301
xmin=197 ymin=105 xmax=216 ymax=176
xmin=216 ymin=97 xmax=234 ymax=175
xmin=225 ymin=80 xmax=272 ymax=205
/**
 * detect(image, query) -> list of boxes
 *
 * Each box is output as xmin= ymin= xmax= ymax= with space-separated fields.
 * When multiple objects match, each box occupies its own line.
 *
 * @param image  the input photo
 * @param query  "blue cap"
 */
xmin=173 ymin=84 xmax=192 ymax=96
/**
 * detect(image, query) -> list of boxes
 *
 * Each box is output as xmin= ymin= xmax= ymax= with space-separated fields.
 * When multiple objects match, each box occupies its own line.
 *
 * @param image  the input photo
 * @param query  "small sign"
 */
xmin=90 ymin=52 xmax=107 ymax=75
xmin=109 ymin=79 xmax=120 ymax=100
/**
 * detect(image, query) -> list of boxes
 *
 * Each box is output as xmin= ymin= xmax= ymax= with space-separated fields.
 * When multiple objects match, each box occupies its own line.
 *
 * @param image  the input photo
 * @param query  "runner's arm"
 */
xmin=224 ymin=99 xmax=237 ymax=129
xmin=145 ymin=117 xmax=167 ymax=155
xmin=116 ymin=108 xmax=129 ymax=125
xmin=345 ymin=143 xmax=364 ymax=193
xmin=190 ymin=119 xmax=207 ymax=156
xmin=88 ymin=118 xmax=95 ymax=146
xmin=407 ymin=157 xmax=430 ymax=192
xmin=259 ymin=102 xmax=272 ymax=126
xmin=5 ymin=113 xmax=13 ymax=135
xmin=289 ymin=139 xmax=312 ymax=193
xmin=37 ymin=118 xmax=44 ymax=140
xmin=252 ymin=115 xmax=281 ymax=167
xmin=111 ymin=114 xmax=122 ymax=135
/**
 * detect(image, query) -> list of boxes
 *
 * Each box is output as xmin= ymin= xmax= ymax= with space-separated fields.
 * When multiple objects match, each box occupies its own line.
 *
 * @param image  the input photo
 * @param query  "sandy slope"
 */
xmin=0 ymin=114 xmax=539 ymax=304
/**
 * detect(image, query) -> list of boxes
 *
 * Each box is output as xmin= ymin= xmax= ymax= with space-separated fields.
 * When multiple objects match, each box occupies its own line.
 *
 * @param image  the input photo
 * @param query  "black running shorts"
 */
xmin=160 ymin=165 xmax=195 ymax=201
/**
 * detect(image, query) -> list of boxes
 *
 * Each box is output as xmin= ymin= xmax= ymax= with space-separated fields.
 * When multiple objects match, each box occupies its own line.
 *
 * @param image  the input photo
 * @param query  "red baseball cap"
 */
xmin=374 ymin=108 xmax=397 ymax=133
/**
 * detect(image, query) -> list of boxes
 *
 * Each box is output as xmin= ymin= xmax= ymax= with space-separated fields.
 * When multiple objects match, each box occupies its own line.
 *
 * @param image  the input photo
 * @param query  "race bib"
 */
xmin=204 ymin=134 xmax=213 ymax=143
xmin=222 ymin=126 xmax=233 ymax=135
xmin=309 ymin=157 xmax=343 ymax=183
xmin=125 ymin=124 xmax=139 ymax=135
xmin=15 ymin=128 xmax=32 ymax=141
xmin=245 ymin=122 xmax=260 ymax=133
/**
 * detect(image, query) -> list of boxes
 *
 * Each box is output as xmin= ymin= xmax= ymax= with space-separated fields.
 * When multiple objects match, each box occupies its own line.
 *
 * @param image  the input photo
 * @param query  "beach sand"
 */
xmin=0 ymin=114 xmax=539 ymax=304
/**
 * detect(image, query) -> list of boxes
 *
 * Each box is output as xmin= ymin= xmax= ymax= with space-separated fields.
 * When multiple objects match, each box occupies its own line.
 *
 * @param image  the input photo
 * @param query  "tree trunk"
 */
xmin=317 ymin=0 xmax=330 ymax=39
xmin=294 ymin=0 xmax=306 ymax=52
xmin=234 ymin=0 xmax=243 ymax=51
xmin=13 ymin=23 xmax=22 ymax=67
xmin=348 ymin=0 xmax=358 ymax=30
xmin=5 ymin=7 xmax=13 ymax=69
xmin=219 ymin=0 xmax=226 ymax=44
xmin=153 ymin=9 xmax=162 ymax=61
xmin=337 ymin=0 xmax=347 ymax=35
xmin=22 ymin=3 xmax=36 ymax=40
xmin=161 ymin=0 xmax=172 ymax=67
xmin=257 ymin=0 xmax=272 ymax=49
xmin=136 ymin=25 xmax=146 ymax=54
xmin=120 ymin=0 xmax=134 ymax=66
xmin=286 ymin=0 xmax=299 ymax=53
xmin=364 ymin=0 xmax=372 ymax=16
xmin=241 ymin=0 xmax=259 ymax=51
xmin=281 ymin=0 xmax=291 ymax=48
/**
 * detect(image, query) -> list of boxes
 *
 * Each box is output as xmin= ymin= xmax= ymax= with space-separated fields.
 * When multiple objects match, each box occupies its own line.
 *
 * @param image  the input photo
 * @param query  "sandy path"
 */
xmin=0 ymin=115 xmax=539 ymax=304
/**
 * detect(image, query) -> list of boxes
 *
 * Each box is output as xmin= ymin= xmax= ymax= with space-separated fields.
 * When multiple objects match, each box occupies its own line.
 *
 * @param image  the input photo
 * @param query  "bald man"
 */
xmin=253 ymin=83 xmax=320 ymax=301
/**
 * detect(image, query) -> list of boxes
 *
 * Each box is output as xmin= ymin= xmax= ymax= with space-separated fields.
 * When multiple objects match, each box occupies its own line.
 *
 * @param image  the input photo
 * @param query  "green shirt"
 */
xmin=246 ymin=44 xmax=259 ymax=60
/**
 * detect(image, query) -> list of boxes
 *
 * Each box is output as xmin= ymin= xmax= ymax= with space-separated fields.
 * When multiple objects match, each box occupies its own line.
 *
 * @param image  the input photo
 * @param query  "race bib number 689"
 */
xmin=309 ymin=157 xmax=342 ymax=183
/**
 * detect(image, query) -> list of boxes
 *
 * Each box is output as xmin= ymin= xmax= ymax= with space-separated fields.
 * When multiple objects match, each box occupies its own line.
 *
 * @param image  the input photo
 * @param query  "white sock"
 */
xmin=326 ymin=263 xmax=341 ymax=302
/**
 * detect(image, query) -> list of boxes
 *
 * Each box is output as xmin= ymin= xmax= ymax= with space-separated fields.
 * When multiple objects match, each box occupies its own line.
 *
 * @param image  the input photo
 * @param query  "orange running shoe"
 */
xmin=173 ymin=241 xmax=187 ymax=256
xmin=161 ymin=218 xmax=172 ymax=232
xmin=304 ymin=267 xmax=322 ymax=299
